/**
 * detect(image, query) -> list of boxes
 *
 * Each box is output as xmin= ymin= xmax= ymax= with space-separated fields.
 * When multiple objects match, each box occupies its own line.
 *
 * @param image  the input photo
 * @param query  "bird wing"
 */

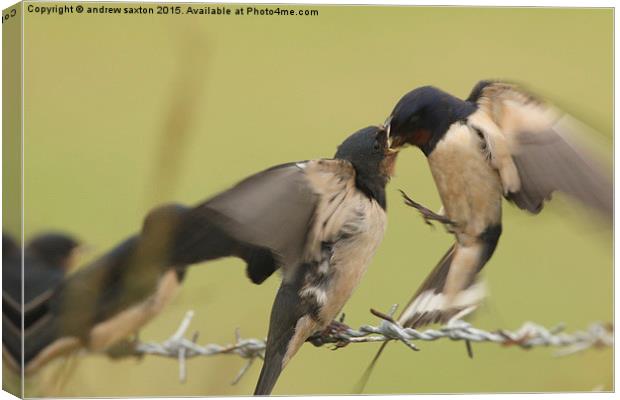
xmin=468 ymin=81 xmax=612 ymax=217
xmin=52 ymin=159 xmax=321 ymax=336
xmin=170 ymin=161 xmax=321 ymax=283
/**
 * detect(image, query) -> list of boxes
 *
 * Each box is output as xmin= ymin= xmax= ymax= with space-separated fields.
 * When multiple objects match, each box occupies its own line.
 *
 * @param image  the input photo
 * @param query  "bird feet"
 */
xmin=105 ymin=335 xmax=143 ymax=359
xmin=307 ymin=319 xmax=351 ymax=349
xmin=399 ymin=190 xmax=456 ymax=229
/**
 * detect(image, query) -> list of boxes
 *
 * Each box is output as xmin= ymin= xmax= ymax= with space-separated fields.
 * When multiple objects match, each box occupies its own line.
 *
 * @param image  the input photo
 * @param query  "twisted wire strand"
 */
xmin=127 ymin=309 xmax=613 ymax=383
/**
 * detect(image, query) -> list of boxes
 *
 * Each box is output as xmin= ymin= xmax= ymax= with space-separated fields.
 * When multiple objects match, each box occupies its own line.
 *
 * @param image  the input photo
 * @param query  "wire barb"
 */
xmin=129 ymin=311 xmax=266 ymax=384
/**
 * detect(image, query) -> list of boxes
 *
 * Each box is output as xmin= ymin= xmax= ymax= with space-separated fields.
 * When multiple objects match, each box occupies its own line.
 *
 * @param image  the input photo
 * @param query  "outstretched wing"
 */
xmin=468 ymin=80 xmax=612 ymax=217
xmin=169 ymin=162 xmax=319 ymax=283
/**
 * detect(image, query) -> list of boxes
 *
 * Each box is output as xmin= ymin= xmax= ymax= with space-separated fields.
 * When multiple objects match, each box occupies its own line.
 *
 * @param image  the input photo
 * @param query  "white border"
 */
xmin=0 ymin=1 xmax=615 ymax=400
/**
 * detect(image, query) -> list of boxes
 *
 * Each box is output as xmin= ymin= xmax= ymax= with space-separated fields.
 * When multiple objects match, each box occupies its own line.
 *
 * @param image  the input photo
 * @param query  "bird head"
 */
xmin=26 ymin=233 xmax=81 ymax=271
xmin=384 ymin=86 xmax=477 ymax=155
xmin=384 ymin=86 xmax=440 ymax=149
xmin=335 ymin=125 xmax=399 ymax=182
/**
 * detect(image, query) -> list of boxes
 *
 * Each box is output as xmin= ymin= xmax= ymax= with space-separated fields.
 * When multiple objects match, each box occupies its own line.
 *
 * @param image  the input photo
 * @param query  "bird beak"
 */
xmin=382 ymin=146 xmax=399 ymax=177
xmin=386 ymin=146 xmax=399 ymax=156
xmin=383 ymin=116 xmax=393 ymax=148
xmin=379 ymin=124 xmax=397 ymax=155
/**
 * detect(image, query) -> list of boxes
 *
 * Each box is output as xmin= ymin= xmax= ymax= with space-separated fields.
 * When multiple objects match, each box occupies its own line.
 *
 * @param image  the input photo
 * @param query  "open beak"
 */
xmin=379 ymin=123 xmax=397 ymax=156
xmin=386 ymin=141 xmax=399 ymax=155
xmin=383 ymin=116 xmax=393 ymax=148
xmin=383 ymin=144 xmax=399 ymax=177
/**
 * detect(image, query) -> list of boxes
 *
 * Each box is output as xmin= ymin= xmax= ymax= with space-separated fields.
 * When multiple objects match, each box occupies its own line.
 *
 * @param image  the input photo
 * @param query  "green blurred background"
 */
xmin=12 ymin=4 xmax=614 ymax=396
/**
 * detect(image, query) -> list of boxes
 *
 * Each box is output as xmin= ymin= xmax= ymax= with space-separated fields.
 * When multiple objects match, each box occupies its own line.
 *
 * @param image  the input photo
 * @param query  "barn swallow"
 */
xmin=166 ymin=125 xmax=395 ymax=394
xmin=358 ymin=80 xmax=612 ymax=390
xmin=249 ymin=126 xmax=396 ymax=395
xmin=16 ymin=126 xmax=398 ymax=390
xmin=3 ymin=232 xmax=80 ymax=371
xmin=18 ymin=205 xmax=191 ymax=374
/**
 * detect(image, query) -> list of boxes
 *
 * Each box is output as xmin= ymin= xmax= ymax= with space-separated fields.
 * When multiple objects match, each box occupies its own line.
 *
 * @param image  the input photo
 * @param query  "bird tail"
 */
xmin=254 ymin=283 xmax=310 ymax=396
xmin=357 ymin=235 xmax=499 ymax=392
xmin=353 ymin=341 xmax=388 ymax=393
xmin=3 ymin=277 xmax=65 ymax=374
xmin=398 ymin=242 xmax=489 ymax=328
xmin=2 ymin=311 xmax=22 ymax=372
xmin=254 ymin=350 xmax=285 ymax=396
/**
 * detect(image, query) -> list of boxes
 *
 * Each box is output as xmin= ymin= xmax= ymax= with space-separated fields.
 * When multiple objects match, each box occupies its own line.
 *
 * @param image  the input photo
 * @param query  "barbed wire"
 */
xmin=126 ymin=311 xmax=266 ymax=384
xmin=115 ymin=307 xmax=612 ymax=384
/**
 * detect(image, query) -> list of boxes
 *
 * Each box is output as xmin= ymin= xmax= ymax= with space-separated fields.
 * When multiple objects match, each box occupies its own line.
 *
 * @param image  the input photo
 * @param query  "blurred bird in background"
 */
xmin=358 ymin=80 xmax=613 ymax=390
xmin=8 ymin=126 xmax=398 ymax=398
xmin=6 ymin=206 xmax=192 ymax=375
xmin=3 ymin=232 xmax=81 ymax=371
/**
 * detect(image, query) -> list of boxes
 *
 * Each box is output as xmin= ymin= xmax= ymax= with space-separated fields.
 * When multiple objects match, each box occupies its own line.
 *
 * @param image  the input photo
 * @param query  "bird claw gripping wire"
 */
xmin=399 ymin=189 xmax=456 ymax=230
xmin=344 ymin=306 xmax=612 ymax=358
xmin=308 ymin=316 xmax=352 ymax=349
xmin=105 ymin=335 xmax=145 ymax=360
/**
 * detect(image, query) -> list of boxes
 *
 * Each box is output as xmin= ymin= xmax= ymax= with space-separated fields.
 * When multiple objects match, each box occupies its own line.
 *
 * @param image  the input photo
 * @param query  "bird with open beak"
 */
xmin=248 ymin=126 xmax=397 ymax=395
xmin=359 ymin=80 xmax=612 ymax=389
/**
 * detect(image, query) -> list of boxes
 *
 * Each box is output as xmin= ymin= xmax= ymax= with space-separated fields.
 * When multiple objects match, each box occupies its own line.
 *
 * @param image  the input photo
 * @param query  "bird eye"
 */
xmin=373 ymin=140 xmax=381 ymax=151
xmin=408 ymin=115 xmax=420 ymax=126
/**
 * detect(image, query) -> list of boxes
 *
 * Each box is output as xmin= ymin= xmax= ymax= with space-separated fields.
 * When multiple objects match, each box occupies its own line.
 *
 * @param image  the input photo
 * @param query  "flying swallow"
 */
xmin=358 ymin=80 xmax=612 ymax=391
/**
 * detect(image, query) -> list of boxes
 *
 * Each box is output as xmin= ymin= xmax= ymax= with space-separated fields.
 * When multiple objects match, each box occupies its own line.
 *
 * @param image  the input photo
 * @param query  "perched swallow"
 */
xmin=249 ymin=126 xmax=396 ymax=395
xmin=17 ymin=205 xmax=191 ymax=374
xmin=3 ymin=232 xmax=80 ymax=371
xmin=16 ymin=126 xmax=397 ymax=389
xmin=359 ymin=81 xmax=612 ymax=390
